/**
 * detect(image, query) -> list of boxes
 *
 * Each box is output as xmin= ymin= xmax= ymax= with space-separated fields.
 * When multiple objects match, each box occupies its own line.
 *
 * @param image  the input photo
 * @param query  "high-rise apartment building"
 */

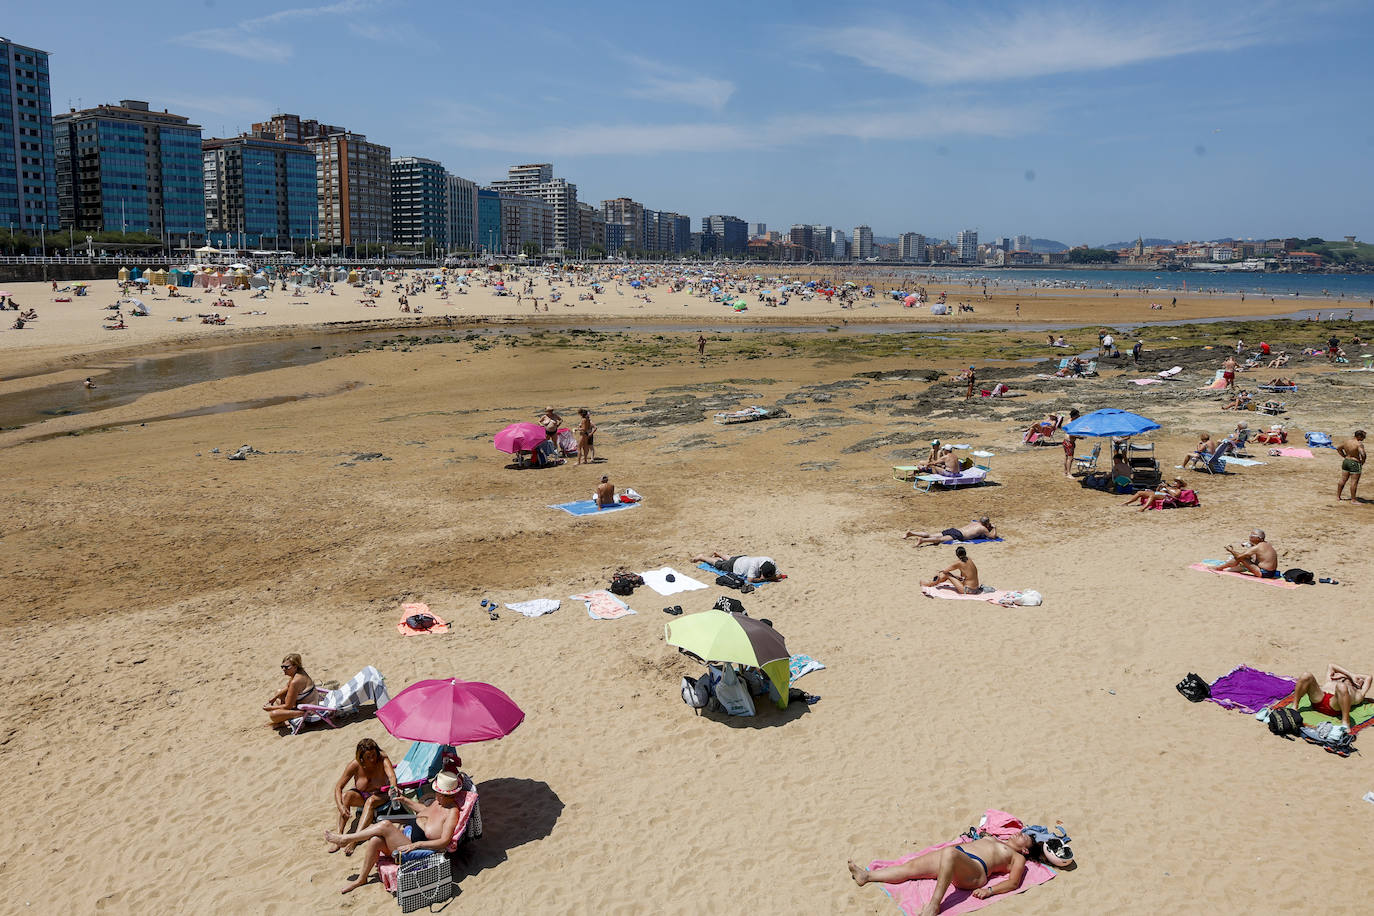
xmin=477 ymin=187 xmax=502 ymax=254
xmin=54 ymin=100 xmax=204 ymax=242
xmin=574 ymin=201 xmax=606 ymax=254
xmin=1013 ymin=234 xmax=1032 ymax=253
xmin=390 ymin=157 xmax=447 ymax=249
xmin=0 ymin=37 xmax=58 ymax=233
xmin=602 ymin=197 xmax=645 ymax=253
xmin=808 ymin=225 xmax=832 ymax=260
xmin=202 ymin=134 xmax=316 ymax=248
xmin=446 ymin=173 xmax=477 ymax=253
xmin=702 ymin=214 xmax=747 ymax=254
xmin=747 ymin=222 xmax=767 ymax=238
xmin=956 ymin=229 xmax=978 ymax=262
xmin=253 ymin=114 xmax=390 ymax=248
xmin=898 ymin=232 xmax=926 ymax=262
xmin=498 ymin=191 xmax=553 ymax=254
xmin=490 ymin=163 xmax=577 ymax=253
xmin=853 ymin=225 xmax=874 ymax=260
xmin=788 ymin=224 xmax=812 ymax=257
xmin=645 ymin=210 xmax=690 ymax=253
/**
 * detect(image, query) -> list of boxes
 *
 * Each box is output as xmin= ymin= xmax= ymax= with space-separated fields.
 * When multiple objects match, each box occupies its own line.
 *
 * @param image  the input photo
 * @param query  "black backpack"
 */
xmin=715 ymin=573 xmax=750 ymax=592
xmin=405 ymin=613 xmax=436 ymax=630
xmin=713 ymin=596 xmax=747 ymax=615
xmin=1282 ymin=568 xmax=1315 ymax=585
xmin=1268 ymin=707 xmax=1303 ymax=737
xmin=609 ymin=571 xmax=644 ymax=596
xmin=1176 ymin=673 xmax=1210 ymax=703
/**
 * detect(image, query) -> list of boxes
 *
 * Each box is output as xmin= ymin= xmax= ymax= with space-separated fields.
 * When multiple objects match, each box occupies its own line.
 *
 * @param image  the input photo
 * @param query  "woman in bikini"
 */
xmin=328 ymin=738 xmax=400 ymax=854
xmin=263 ymin=653 xmax=319 ymax=726
xmin=1122 ymin=477 xmax=1186 ymax=512
xmin=576 ymin=408 xmax=596 ymax=464
xmin=849 ymin=832 xmax=1043 ymax=916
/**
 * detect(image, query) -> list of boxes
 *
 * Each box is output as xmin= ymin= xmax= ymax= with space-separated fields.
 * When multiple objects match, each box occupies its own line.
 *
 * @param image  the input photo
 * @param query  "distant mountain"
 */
xmin=873 ymin=235 xmax=898 ymax=246
xmin=1098 ymin=237 xmax=1178 ymax=250
xmin=1032 ymin=238 xmax=1068 ymax=253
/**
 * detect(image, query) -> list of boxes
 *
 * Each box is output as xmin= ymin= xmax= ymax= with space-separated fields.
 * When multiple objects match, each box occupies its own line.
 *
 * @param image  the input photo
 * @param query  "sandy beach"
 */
xmin=1 ymin=269 xmax=1371 ymax=914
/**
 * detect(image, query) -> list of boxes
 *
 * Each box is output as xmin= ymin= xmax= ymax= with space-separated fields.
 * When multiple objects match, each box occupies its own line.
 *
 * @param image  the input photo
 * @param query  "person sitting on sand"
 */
xmin=1222 ymin=389 xmax=1252 ymax=410
xmin=329 ymin=738 xmax=399 ymax=855
xmin=922 ymin=546 xmax=980 ymax=594
xmin=903 ymin=517 xmax=996 ymax=547
xmin=263 ymin=653 xmax=319 ymax=725
xmin=1213 ymin=529 xmax=1280 ymax=578
xmin=848 ymin=832 xmax=1045 ymax=915
xmin=1289 ymin=664 xmax=1373 ymax=729
xmin=1180 ymin=433 xmax=1212 ymax=469
xmin=690 ymin=551 xmax=783 ymax=583
xmin=595 ymin=474 xmax=616 ymax=508
xmin=1122 ymin=477 xmax=1186 ymax=512
xmin=325 ymin=768 xmax=465 ymax=895
xmin=1109 ymin=446 xmax=1132 ymax=482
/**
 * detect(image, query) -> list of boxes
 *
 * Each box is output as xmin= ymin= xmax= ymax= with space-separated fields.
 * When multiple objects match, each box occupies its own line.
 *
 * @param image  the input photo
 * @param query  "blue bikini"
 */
xmin=956 ymin=845 xmax=988 ymax=876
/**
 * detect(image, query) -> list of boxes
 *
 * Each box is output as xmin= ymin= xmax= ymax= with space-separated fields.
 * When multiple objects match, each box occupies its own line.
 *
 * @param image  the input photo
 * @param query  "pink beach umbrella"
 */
xmin=378 ymin=678 xmax=525 ymax=745
xmin=493 ymin=421 xmax=548 ymax=454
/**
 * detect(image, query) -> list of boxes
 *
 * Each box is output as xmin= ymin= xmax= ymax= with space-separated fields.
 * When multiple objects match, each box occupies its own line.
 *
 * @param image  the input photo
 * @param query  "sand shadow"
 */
xmin=701 ymin=699 xmax=813 ymax=729
xmin=452 ymin=778 xmax=564 ymax=878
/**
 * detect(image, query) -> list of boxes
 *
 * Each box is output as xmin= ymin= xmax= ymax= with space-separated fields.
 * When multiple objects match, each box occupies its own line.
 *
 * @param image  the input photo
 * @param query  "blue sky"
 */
xmin=17 ymin=0 xmax=1374 ymax=244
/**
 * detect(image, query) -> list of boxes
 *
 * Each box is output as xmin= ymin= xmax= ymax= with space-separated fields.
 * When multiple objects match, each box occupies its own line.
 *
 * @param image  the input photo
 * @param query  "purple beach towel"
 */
xmin=1206 ymin=665 xmax=1295 ymax=714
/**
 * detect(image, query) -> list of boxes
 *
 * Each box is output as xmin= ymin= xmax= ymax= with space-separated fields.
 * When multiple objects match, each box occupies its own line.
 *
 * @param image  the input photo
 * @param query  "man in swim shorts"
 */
xmin=1336 ymin=430 xmax=1365 ymax=502
xmin=1213 ymin=529 xmax=1280 ymax=578
xmin=1290 ymin=664 xmax=1372 ymax=729
xmin=903 ymin=517 xmax=996 ymax=547
xmin=1222 ymin=354 xmax=1238 ymax=389
xmin=848 ymin=831 xmax=1042 ymax=916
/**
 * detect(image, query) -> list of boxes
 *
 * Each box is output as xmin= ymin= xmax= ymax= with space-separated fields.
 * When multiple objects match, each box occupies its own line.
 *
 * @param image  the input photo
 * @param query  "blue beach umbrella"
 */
xmin=1063 ymin=409 xmax=1161 ymax=438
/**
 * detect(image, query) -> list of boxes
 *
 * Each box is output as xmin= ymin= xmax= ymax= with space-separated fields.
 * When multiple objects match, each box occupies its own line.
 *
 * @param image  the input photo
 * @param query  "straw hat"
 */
xmin=432 ymin=770 xmax=462 ymax=795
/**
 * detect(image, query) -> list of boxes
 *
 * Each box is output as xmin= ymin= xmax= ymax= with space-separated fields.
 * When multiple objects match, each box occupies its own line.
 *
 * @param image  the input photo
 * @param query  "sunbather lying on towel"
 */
xmin=263 ymin=653 xmax=320 ymax=726
xmin=690 ymin=551 xmax=783 ymax=583
xmin=1212 ymin=529 xmax=1280 ymax=578
xmin=848 ymin=831 xmax=1043 ymax=914
xmin=325 ymin=769 xmax=465 ymax=895
xmin=904 ymin=517 xmax=996 ymax=547
xmin=1290 ymin=663 xmax=1373 ymax=729
xmin=921 ymin=546 xmax=979 ymax=594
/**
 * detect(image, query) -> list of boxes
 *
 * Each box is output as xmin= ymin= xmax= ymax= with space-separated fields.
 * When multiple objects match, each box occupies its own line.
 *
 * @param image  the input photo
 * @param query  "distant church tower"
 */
xmin=1134 ymin=236 xmax=1145 ymax=258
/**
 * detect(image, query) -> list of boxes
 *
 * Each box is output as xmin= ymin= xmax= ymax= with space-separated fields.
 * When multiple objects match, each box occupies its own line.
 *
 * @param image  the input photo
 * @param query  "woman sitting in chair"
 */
xmin=263 ymin=653 xmax=319 ymax=726
xmin=1222 ymin=389 xmax=1252 ymax=410
xmin=329 ymin=739 xmax=399 ymax=855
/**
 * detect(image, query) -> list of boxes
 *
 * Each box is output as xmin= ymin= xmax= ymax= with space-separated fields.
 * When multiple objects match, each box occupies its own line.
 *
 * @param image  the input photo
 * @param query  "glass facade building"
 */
xmin=0 ymin=37 xmax=58 ymax=233
xmin=477 ymin=187 xmax=502 ymax=254
xmin=390 ymin=157 xmax=446 ymax=249
xmin=53 ymin=100 xmax=205 ymax=243
xmin=203 ymin=134 xmax=317 ymax=248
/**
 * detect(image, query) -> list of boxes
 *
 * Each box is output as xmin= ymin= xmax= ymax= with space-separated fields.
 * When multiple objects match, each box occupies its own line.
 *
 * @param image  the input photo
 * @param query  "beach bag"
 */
xmin=1306 ymin=431 xmax=1332 ymax=448
xmin=715 ymin=572 xmax=747 ymax=591
xmin=396 ymin=853 xmax=453 ymax=913
xmin=1268 ymin=707 xmax=1303 ymax=737
xmin=1176 ymin=673 xmax=1210 ymax=703
xmin=713 ymin=596 xmax=747 ymax=615
xmin=1282 ymin=568 xmax=1315 ymax=585
xmin=1014 ymin=590 xmax=1043 ymax=607
xmin=609 ymin=571 xmax=644 ymax=596
xmin=404 ymin=613 xmax=437 ymax=631
xmin=680 ymin=675 xmax=711 ymax=712
xmin=710 ymin=665 xmax=755 ymax=717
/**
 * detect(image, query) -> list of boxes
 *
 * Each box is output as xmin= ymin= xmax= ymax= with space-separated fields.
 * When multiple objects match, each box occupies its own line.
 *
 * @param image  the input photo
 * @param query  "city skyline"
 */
xmin=6 ymin=0 xmax=1374 ymax=244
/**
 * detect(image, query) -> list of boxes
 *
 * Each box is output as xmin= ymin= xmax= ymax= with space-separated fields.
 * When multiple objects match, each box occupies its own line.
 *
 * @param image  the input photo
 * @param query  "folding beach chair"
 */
xmin=376 ymin=742 xmax=460 ymax=824
xmin=1070 ymin=443 xmax=1101 ymax=474
xmin=289 ymin=665 xmax=390 ymax=734
xmin=1196 ymin=439 xmax=1235 ymax=475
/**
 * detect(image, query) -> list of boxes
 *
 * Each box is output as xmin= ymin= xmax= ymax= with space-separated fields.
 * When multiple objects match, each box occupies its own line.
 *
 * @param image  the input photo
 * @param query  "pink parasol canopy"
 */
xmin=378 ymin=678 xmax=525 ymax=745
xmin=494 ymin=421 xmax=548 ymax=454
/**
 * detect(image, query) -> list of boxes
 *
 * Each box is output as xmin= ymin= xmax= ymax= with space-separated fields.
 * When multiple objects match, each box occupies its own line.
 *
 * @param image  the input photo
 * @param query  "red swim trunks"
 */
xmin=1223 ymin=371 xmax=1235 ymax=381
xmin=1313 ymin=692 xmax=1340 ymax=717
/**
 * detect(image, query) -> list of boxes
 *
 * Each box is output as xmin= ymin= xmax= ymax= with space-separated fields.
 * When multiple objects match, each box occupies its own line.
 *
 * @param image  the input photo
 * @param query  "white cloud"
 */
xmin=621 ymin=56 xmax=736 ymax=112
xmin=811 ymin=5 xmax=1278 ymax=85
xmin=444 ymin=102 xmax=1038 ymax=157
xmin=178 ymin=0 xmax=381 ymax=63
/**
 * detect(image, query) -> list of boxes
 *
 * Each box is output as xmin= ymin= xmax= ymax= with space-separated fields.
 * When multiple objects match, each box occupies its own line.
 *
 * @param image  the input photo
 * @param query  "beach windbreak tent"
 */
xmin=1064 ymin=409 xmax=1161 ymax=438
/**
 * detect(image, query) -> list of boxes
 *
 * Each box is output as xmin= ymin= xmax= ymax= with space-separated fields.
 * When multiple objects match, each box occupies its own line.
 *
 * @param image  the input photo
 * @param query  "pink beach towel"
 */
xmin=1188 ymin=563 xmax=1301 ymax=589
xmin=570 ymin=590 xmax=637 ymax=620
xmin=1132 ymin=378 xmax=1163 ymax=386
xmin=396 ymin=602 xmax=451 ymax=636
xmin=869 ymin=810 xmax=1056 ymax=916
xmin=1272 ymin=447 xmax=1314 ymax=458
xmin=921 ymin=584 xmax=1018 ymax=604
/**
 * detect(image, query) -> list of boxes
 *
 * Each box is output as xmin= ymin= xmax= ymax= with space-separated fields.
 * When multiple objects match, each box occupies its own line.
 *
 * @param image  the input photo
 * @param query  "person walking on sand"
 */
xmin=1337 ymin=430 xmax=1366 ymax=503
xmin=922 ymin=546 xmax=980 ymax=594
xmin=1222 ymin=353 xmax=1238 ymax=390
xmin=962 ymin=365 xmax=976 ymax=400
xmin=1061 ymin=408 xmax=1081 ymax=476
xmin=698 ymin=334 xmax=706 ymax=356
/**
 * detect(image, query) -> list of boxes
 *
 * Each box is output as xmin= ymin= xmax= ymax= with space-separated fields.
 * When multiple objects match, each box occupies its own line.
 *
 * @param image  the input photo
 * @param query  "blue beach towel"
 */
xmin=789 ymin=655 xmax=826 ymax=683
xmin=1306 ymin=431 xmax=1334 ymax=448
xmin=962 ymin=536 xmax=1004 ymax=544
xmin=696 ymin=562 xmax=778 ymax=586
xmin=550 ymin=499 xmax=640 ymax=517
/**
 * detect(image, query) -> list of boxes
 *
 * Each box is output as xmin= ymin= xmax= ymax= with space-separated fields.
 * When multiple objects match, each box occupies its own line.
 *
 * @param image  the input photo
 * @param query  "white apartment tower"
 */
xmin=490 ymin=163 xmax=577 ymax=254
xmin=956 ymin=229 xmax=978 ymax=262
xmin=853 ymin=225 xmax=874 ymax=260
xmin=898 ymin=232 xmax=926 ymax=261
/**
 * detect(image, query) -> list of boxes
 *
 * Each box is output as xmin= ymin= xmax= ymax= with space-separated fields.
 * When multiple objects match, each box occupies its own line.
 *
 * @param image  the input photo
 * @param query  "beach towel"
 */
xmin=870 ymin=811 xmax=1056 ymax=916
xmin=1188 ymin=562 xmax=1301 ymax=589
xmin=789 ymin=654 xmax=826 ymax=683
xmin=961 ymin=537 xmax=1004 ymax=545
xmin=695 ymin=562 xmax=780 ymax=586
xmin=1272 ymin=447 xmax=1314 ymax=458
xmin=1305 ymin=432 xmax=1334 ymax=448
xmin=1273 ymin=696 xmax=1374 ymax=734
xmin=570 ymin=590 xmax=636 ymax=620
xmin=640 ymin=567 xmax=708 ymax=596
xmin=396 ymin=602 xmax=451 ymax=636
xmin=550 ymin=498 xmax=640 ymax=517
xmin=1132 ymin=378 xmax=1163 ymax=386
xmin=1206 ymin=665 xmax=1296 ymax=714
xmin=921 ymin=584 xmax=1019 ymax=605
xmin=1158 ymin=366 xmax=1183 ymax=378
xmin=1220 ymin=456 xmax=1265 ymax=467
xmin=504 ymin=598 xmax=560 ymax=618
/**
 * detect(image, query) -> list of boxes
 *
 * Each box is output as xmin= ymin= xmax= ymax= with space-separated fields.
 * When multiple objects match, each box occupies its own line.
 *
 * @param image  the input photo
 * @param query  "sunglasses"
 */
xmin=281 ymin=664 xmax=293 ymax=670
